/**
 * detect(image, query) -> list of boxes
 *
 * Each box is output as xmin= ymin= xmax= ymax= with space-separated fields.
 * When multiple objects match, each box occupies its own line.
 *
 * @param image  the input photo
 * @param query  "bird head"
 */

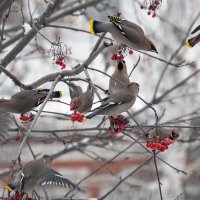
xmin=117 ymin=60 xmax=126 ymax=71
xmin=171 ymin=129 xmax=179 ymax=140
xmin=42 ymin=155 xmax=52 ymax=165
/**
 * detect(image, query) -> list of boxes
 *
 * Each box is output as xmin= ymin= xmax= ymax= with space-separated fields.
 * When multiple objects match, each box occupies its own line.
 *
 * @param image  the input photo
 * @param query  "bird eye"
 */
xmin=122 ymin=60 xmax=125 ymax=64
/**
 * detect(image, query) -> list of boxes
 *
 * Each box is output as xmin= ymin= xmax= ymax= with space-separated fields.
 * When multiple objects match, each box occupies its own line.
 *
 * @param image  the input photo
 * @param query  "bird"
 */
xmin=149 ymin=127 xmax=179 ymax=140
xmin=109 ymin=60 xmax=130 ymax=94
xmin=0 ymin=89 xmax=62 ymax=114
xmin=4 ymin=155 xmax=81 ymax=193
xmin=86 ymin=82 xmax=139 ymax=119
xmin=186 ymin=24 xmax=200 ymax=48
xmin=68 ymin=82 xmax=94 ymax=113
xmin=90 ymin=15 xmax=158 ymax=53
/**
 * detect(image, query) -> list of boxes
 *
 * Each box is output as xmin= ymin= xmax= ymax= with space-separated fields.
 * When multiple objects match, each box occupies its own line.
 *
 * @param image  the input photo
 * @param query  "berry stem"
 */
xmin=153 ymin=151 xmax=163 ymax=200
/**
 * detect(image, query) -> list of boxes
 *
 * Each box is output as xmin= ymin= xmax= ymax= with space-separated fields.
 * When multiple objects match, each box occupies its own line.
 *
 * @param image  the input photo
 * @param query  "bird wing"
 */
xmin=119 ymin=20 xmax=144 ymax=34
xmin=38 ymin=168 xmax=80 ymax=190
xmin=90 ymin=92 xmax=133 ymax=114
xmin=108 ymin=16 xmax=144 ymax=39
xmin=103 ymin=91 xmax=134 ymax=105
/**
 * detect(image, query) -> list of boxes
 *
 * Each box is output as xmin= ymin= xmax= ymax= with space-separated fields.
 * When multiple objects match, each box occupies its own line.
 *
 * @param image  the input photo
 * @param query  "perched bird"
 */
xmin=109 ymin=60 xmax=130 ymax=94
xmin=0 ymin=89 xmax=62 ymax=114
xmin=4 ymin=155 xmax=80 ymax=193
xmin=149 ymin=127 xmax=179 ymax=140
xmin=186 ymin=24 xmax=200 ymax=48
xmin=86 ymin=82 xmax=139 ymax=119
xmin=90 ymin=15 xmax=158 ymax=53
xmin=68 ymin=82 xmax=94 ymax=113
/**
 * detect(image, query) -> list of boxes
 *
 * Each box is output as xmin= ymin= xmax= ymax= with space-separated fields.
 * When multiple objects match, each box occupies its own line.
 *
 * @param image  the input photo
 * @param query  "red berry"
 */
xmin=109 ymin=127 xmax=116 ymax=137
xmin=129 ymin=50 xmax=134 ymax=55
xmin=20 ymin=116 xmax=30 ymax=122
xmin=15 ymin=135 xmax=20 ymax=141
xmin=111 ymin=55 xmax=117 ymax=60
xmin=155 ymin=135 xmax=160 ymax=141
xmin=117 ymin=115 xmax=124 ymax=119
xmin=119 ymin=54 xmax=124 ymax=60
xmin=70 ymin=102 xmax=77 ymax=110
xmin=152 ymin=12 xmax=157 ymax=18
xmin=167 ymin=139 xmax=174 ymax=145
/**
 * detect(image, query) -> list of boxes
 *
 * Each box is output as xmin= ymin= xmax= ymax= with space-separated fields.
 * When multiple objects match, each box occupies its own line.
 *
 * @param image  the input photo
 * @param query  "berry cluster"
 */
xmin=146 ymin=136 xmax=174 ymax=152
xmin=71 ymin=112 xmax=85 ymax=122
xmin=140 ymin=0 xmax=162 ymax=18
xmin=55 ymin=56 xmax=66 ymax=69
xmin=19 ymin=113 xmax=34 ymax=122
xmin=109 ymin=115 xmax=129 ymax=136
xmin=5 ymin=191 xmax=36 ymax=200
xmin=111 ymin=48 xmax=134 ymax=61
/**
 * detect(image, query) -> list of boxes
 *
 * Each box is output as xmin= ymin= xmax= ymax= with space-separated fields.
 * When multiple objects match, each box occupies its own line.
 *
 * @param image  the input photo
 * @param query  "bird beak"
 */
xmin=154 ymin=48 xmax=158 ymax=54
xmin=150 ymin=44 xmax=158 ymax=54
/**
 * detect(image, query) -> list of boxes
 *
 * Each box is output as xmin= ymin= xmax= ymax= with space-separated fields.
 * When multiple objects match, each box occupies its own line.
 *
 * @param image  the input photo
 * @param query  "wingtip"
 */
xmin=89 ymin=19 xmax=95 ymax=35
xmin=185 ymin=39 xmax=192 ymax=48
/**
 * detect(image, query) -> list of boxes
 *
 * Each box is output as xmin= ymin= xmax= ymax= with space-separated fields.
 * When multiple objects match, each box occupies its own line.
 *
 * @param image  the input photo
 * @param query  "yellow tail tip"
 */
xmin=185 ymin=39 xmax=192 ymax=48
xmin=4 ymin=185 xmax=13 ymax=192
xmin=83 ymin=117 xmax=88 ymax=120
xmin=59 ymin=91 xmax=63 ymax=98
xmin=36 ymin=88 xmax=44 ymax=91
xmin=90 ymin=19 xmax=95 ymax=35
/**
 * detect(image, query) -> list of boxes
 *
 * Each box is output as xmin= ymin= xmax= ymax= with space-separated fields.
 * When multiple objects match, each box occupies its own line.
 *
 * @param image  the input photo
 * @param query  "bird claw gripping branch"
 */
xmin=109 ymin=115 xmax=129 ymax=136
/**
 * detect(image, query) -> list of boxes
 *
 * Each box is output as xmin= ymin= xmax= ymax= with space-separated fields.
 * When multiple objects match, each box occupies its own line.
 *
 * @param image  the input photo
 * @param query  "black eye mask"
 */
xmin=117 ymin=61 xmax=123 ymax=70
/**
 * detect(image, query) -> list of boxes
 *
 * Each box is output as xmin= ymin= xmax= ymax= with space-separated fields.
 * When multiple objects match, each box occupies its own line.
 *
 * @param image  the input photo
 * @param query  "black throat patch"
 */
xmin=118 ymin=62 xmax=123 ymax=70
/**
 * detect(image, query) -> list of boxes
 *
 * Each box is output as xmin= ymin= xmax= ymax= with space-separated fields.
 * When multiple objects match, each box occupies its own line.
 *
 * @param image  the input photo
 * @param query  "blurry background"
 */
xmin=0 ymin=0 xmax=200 ymax=199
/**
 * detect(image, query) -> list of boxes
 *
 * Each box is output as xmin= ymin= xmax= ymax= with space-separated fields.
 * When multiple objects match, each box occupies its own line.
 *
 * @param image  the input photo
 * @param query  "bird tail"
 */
xmin=51 ymin=91 xmax=63 ymax=98
xmin=90 ymin=19 xmax=103 ymax=35
xmin=4 ymin=184 xmax=13 ymax=192
xmin=85 ymin=112 xmax=96 ymax=119
xmin=185 ymin=35 xmax=199 ymax=48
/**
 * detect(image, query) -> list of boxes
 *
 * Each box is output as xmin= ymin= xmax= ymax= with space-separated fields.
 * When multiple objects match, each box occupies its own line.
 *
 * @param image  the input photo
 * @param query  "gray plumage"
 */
xmin=0 ymin=113 xmax=12 ymax=144
xmin=86 ymin=82 xmax=139 ymax=119
xmin=68 ymin=82 xmax=94 ymax=113
xmin=90 ymin=16 xmax=157 ymax=53
xmin=5 ymin=155 xmax=80 ymax=193
xmin=109 ymin=60 xmax=130 ymax=94
xmin=0 ymin=89 xmax=62 ymax=114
